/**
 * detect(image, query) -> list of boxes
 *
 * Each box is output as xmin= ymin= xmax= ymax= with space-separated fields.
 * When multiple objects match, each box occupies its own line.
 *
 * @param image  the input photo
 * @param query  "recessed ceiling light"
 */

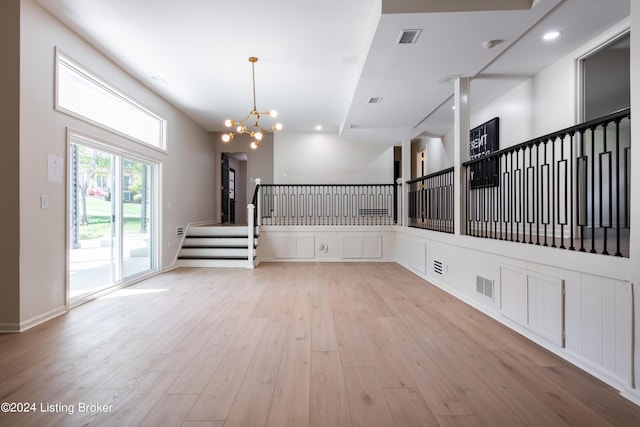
xmin=151 ymin=75 xmax=168 ymax=86
xmin=315 ymin=125 xmax=323 ymax=131
xmin=543 ymin=30 xmax=562 ymax=41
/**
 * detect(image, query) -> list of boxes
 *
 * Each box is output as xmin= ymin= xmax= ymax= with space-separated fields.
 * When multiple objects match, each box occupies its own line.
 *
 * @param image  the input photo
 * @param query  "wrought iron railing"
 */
xmin=407 ymin=167 xmax=455 ymax=233
xmin=259 ymin=184 xmax=397 ymax=226
xmin=463 ymin=108 xmax=631 ymax=257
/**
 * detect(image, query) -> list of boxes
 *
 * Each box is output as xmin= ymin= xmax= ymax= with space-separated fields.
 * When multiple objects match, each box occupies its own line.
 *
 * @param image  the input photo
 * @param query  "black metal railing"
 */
xmin=463 ymin=108 xmax=631 ymax=257
xmin=260 ymin=184 xmax=397 ymax=226
xmin=407 ymin=167 xmax=455 ymax=233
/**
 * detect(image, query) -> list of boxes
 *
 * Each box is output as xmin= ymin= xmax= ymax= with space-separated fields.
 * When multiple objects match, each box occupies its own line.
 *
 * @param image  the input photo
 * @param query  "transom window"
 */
xmin=56 ymin=51 xmax=166 ymax=150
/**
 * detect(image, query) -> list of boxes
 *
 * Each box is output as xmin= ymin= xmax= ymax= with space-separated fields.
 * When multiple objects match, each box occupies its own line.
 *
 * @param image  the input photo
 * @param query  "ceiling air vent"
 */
xmin=368 ymin=97 xmax=383 ymax=104
xmin=397 ymin=29 xmax=422 ymax=45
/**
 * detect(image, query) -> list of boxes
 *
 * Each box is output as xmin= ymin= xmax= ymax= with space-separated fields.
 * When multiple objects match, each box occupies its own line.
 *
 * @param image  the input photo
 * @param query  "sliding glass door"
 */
xmin=68 ymin=139 xmax=156 ymax=304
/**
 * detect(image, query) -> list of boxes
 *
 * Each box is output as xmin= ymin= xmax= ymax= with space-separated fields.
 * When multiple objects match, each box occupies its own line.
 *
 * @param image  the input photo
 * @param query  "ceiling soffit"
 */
xmin=382 ymin=0 xmax=533 ymax=14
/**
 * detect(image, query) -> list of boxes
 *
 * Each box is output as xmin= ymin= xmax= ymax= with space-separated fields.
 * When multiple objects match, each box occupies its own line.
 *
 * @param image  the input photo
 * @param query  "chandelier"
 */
xmin=221 ymin=57 xmax=282 ymax=149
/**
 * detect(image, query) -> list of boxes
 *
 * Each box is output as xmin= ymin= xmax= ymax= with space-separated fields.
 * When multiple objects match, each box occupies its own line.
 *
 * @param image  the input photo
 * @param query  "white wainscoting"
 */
xmin=395 ymin=227 xmax=634 ymax=395
xmin=258 ymin=226 xmax=396 ymax=262
xmin=500 ymin=265 xmax=565 ymax=347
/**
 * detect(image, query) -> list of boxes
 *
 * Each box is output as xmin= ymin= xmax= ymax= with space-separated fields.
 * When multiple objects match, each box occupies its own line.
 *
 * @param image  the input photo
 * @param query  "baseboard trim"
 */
xmin=0 ymin=323 xmax=21 ymax=333
xmin=622 ymin=388 xmax=640 ymax=406
xmin=0 ymin=306 xmax=68 ymax=333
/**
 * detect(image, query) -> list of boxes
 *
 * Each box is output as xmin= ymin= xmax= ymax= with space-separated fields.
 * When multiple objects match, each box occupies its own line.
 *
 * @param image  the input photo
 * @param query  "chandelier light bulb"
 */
xmin=269 ymin=110 xmax=278 ymax=118
xmin=250 ymin=141 xmax=258 ymax=149
xmin=274 ymin=123 xmax=283 ymax=131
xmin=255 ymin=131 xmax=263 ymax=141
xmin=222 ymin=133 xmax=231 ymax=142
xmin=224 ymin=119 xmax=234 ymax=127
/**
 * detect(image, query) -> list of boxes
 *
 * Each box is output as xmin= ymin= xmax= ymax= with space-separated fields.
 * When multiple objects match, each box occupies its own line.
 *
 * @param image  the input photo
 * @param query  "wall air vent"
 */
xmin=368 ymin=97 xmax=383 ymax=104
xmin=176 ymin=226 xmax=184 ymax=236
xmin=433 ymin=259 xmax=444 ymax=276
xmin=397 ymin=29 xmax=422 ymax=45
xmin=348 ymin=124 xmax=360 ymax=129
xmin=476 ymin=275 xmax=494 ymax=300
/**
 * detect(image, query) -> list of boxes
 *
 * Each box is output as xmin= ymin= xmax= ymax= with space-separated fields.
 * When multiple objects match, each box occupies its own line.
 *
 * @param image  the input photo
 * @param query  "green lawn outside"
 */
xmin=79 ymin=196 xmax=149 ymax=240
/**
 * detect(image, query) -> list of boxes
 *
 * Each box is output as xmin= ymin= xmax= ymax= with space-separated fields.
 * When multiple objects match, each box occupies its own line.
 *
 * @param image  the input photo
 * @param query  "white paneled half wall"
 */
xmin=500 ymin=265 xmax=565 ymax=347
xmin=258 ymin=227 xmax=396 ymax=262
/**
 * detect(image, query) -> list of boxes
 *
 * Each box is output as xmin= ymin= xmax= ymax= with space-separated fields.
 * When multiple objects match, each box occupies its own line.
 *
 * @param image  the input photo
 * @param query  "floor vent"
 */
xmin=433 ymin=259 xmax=444 ymax=276
xmin=476 ymin=275 xmax=494 ymax=299
xmin=176 ymin=226 xmax=185 ymax=236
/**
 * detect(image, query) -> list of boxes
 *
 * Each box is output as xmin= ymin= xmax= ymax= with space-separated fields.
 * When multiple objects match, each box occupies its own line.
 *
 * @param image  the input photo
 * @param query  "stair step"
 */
xmin=180 ymin=247 xmax=253 ymax=258
xmin=182 ymin=237 xmax=256 ymax=247
xmin=178 ymin=255 xmax=249 ymax=260
xmin=186 ymin=235 xmax=249 ymax=239
xmin=181 ymin=245 xmax=257 ymax=249
xmin=177 ymin=258 xmax=254 ymax=268
xmin=187 ymin=225 xmax=257 ymax=237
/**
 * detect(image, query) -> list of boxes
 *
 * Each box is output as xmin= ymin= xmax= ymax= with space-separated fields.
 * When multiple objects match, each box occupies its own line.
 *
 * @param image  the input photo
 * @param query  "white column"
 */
xmin=396 ymin=177 xmax=403 ymax=226
xmin=247 ymin=204 xmax=255 ymax=269
xmin=254 ymin=177 xmax=262 ymax=227
xmin=627 ymin=0 xmax=640 ymax=402
xmin=453 ymin=77 xmax=470 ymax=235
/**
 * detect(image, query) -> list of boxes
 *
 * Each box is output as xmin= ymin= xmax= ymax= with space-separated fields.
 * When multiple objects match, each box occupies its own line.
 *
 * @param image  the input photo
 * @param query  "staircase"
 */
xmin=176 ymin=224 xmax=258 ymax=268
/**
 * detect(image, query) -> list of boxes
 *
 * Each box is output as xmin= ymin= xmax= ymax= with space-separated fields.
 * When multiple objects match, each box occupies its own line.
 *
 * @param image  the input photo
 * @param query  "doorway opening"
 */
xmin=221 ymin=152 xmax=248 ymax=224
xmin=580 ymin=31 xmax=630 ymax=120
xmin=577 ymin=30 xmax=631 ymax=251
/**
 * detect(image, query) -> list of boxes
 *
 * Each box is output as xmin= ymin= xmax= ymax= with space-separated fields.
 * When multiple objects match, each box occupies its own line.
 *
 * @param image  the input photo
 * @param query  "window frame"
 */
xmin=55 ymin=49 xmax=167 ymax=152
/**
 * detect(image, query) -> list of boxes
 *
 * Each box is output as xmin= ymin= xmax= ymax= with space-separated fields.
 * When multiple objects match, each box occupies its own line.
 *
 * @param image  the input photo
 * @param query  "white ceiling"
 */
xmin=35 ymin=0 xmax=630 ymax=145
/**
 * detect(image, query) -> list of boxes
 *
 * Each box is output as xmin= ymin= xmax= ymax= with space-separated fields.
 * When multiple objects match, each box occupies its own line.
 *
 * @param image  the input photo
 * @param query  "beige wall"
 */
xmin=0 ymin=0 xmax=21 ymax=328
xmin=11 ymin=0 xmax=217 ymax=330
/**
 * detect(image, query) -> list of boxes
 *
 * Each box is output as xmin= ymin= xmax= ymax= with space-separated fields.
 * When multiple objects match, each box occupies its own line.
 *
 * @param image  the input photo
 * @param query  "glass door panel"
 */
xmin=68 ymin=144 xmax=118 ymax=301
xmin=122 ymin=159 xmax=154 ymax=279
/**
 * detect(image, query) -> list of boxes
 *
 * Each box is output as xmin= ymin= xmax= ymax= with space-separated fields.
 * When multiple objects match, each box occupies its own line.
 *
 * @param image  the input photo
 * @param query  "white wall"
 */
xmin=16 ymin=0 xmax=217 ymax=329
xmin=471 ymin=79 xmax=534 ymax=149
xmin=274 ymin=132 xmax=394 ymax=184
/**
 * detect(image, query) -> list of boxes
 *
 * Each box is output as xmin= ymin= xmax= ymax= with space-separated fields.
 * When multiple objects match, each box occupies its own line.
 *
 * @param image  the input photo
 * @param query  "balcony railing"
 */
xmin=259 ymin=184 xmax=397 ymax=226
xmin=463 ymin=108 xmax=631 ymax=257
xmin=407 ymin=167 xmax=454 ymax=233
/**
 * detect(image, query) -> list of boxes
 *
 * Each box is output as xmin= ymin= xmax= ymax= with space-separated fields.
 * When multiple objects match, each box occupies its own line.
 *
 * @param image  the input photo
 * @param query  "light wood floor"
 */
xmin=1 ymin=263 xmax=639 ymax=426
